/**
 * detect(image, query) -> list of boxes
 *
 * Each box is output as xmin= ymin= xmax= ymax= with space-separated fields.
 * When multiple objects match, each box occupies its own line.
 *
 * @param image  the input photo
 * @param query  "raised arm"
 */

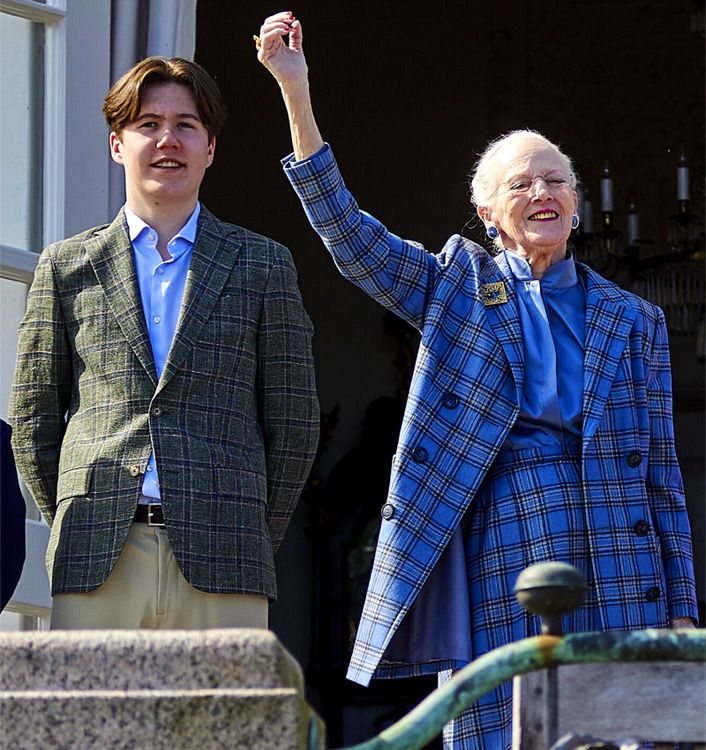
xmin=257 ymin=11 xmax=323 ymax=161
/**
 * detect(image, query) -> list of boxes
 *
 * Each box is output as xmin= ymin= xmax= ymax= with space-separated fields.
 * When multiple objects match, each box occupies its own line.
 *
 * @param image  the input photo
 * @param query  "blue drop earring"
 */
xmin=486 ymin=225 xmax=499 ymax=240
xmin=571 ymin=214 xmax=579 ymax=229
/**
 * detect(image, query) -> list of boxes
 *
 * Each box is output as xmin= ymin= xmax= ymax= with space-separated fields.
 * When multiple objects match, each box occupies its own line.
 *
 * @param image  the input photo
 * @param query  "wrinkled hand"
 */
xmin=257 ymin=11 xmax=307 ymax=89
xmin=670 ymin=616 xmax=696 ymax=628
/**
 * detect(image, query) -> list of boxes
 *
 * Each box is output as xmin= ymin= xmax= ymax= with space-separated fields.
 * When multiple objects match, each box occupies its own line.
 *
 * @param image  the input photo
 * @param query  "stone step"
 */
xmin=0 ymin=628 xmax=303 ymax=691
xmin=1 ymin=688 xmax=320 ymax=750
xmin=0 ymin=630 xmax=324 ymax=750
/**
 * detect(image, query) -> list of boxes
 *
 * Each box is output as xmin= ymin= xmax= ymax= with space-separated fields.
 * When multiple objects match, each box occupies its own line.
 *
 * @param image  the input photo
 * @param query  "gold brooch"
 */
xmin=480 ymin=282 xmax=507 ymax=306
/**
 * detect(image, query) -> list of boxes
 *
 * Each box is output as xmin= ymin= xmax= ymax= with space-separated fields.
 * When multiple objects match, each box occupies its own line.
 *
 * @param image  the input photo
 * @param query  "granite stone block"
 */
xmin=0 ymin=630 xmax=323 ymax=750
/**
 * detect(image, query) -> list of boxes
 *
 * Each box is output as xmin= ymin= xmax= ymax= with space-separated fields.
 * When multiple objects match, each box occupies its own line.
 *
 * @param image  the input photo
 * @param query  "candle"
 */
xmin=627 ymin=201 xmax=639 ymax=246
xmin=677 ymin=153 xmax=689 ymax=201
xmin=601 ymin=163 xmax=613 ymax=212
xmin=582 ymin=194 xmax=593 ymax=234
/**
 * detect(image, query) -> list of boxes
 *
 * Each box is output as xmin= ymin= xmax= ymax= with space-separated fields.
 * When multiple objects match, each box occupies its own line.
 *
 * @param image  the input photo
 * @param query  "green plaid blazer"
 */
xmin=9 ymin=207 xmax=319 ymax=599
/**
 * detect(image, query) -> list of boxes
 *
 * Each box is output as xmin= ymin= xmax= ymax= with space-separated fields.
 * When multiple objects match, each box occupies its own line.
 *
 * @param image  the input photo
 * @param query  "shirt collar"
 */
xmin=502 ymin=249 xmax=578 ymax=289
xmin=124 ymin=203 xmax=201 ymax=248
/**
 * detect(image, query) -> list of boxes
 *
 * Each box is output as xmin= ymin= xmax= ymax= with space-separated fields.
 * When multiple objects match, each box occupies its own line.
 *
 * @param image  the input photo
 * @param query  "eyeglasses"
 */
xmin=499 ymin=175 xmax=571 ymax=194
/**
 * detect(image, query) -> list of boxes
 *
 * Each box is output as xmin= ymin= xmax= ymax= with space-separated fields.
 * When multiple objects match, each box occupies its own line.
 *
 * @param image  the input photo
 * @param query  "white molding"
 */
xmin=0 ymin=0 xmax=65 ymax=23
xmin=0 ymin=244 xmax=37 ymax=283
xmin=42 ymin=9 xmax=66 ymax=244
xmin=4 ymin=519 xmax=51 ymax=618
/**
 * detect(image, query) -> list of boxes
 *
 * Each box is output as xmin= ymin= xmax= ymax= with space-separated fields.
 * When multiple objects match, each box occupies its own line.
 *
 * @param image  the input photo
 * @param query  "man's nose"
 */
xmin=156 ymin=128 xmax=179 ymax=147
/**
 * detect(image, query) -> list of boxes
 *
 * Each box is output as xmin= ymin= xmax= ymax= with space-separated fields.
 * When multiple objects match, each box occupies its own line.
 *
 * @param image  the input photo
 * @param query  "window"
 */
xmin=0 ymin=0 xmax=66 ymax=628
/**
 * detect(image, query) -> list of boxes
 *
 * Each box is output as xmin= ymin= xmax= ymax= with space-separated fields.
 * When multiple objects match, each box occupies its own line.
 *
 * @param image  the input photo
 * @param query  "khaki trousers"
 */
xmin=51 ymin=523 xmax=268 ymax=629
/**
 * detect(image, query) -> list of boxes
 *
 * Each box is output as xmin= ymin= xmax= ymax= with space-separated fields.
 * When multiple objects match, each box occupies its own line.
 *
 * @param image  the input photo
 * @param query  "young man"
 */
xmin=9 ymin=57 xmax=319 ymax=629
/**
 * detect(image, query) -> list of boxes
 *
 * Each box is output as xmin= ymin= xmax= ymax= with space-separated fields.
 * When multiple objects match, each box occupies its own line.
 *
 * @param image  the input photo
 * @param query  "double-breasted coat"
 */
xmin=9 ymin=206 xmax=319 ymax=600
xmin=284 ymin=145 xmax=698 ymax=687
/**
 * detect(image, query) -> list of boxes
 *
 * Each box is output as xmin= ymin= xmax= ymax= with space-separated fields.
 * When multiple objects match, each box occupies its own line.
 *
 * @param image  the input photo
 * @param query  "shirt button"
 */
xmin=157 ymin=267 xmax=165 ymax=275
xmin=128 ymin=465 xmax=141 ymax=477
xmin=627 ymin=451 xmax=643 ymax=468
xmin=151 ymin=406 xmax=162 ymax=417
xmin=645 ymin=586 xmax=661 ymax=603
xmin=412 ymin=447 xmax=428 ymax=463
xmin=153 ymin=316 xmax=161 ymax=324
xmin=147 ymin=233 xmax=155 ymax=242
xmin=634 ymin=520 xmax=650 ymax=537
xmin=381 ymin=503 xmax=395 ymax=520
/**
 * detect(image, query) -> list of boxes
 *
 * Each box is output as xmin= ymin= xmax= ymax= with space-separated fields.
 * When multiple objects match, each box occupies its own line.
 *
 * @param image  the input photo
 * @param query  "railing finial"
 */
xmin=514 ymin=561 xmax=587 ymax=635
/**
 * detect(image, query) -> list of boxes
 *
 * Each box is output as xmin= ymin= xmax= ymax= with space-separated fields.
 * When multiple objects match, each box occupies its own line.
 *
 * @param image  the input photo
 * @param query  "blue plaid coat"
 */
xmin=285 ymin=145 xmax=698 ymax=687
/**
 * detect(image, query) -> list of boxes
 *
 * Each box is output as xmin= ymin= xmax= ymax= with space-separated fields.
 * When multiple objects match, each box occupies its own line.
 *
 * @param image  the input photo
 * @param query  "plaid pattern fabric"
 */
xmin=9 ymin=207 xmax=319 ymax=598
xmin=435 ymin=446 xmax=603 ymax=749
xmin=284 ymin=145 xmax=697 ymax=689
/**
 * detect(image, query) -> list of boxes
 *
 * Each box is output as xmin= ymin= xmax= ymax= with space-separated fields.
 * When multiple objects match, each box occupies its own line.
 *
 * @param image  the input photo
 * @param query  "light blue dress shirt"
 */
xmin=500 ymin=250 xmax=585 ymax=449
xmin=125 ymin=203 xmax=200 ymax=501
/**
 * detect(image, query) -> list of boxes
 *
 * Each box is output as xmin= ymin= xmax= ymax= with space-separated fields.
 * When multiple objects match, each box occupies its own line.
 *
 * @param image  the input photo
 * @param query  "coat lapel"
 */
xmin=580 ymin=266 xmax=637 ymax=443
xmin=84 ymin=210 xmax=158 ymax=385
xmin=479 ymin=251 xmax=524 ymax=403
xmin=156 ymin=207 xmax=243 ymax=391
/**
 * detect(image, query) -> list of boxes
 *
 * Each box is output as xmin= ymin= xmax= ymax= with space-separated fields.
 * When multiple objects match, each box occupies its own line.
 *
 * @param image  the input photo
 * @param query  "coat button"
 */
xmin=442 ymin=393 xmax=459 ymax=409
xmin=381 ymin=503 xmax=395 ymax=520
xmin=634 ymin=520 xmax=650 ymax=536
xmin=151 ymin=406 xmax=162 ymax=417
xmin=412 ymin=447 xmax=428 ymax=463
xmin=627 ymin=451 xmax=643 ymax=467
xmin=128 ymin=465 xmax=141 ymax=477
xmin=645 ymin=586 xmax=661 ymax=602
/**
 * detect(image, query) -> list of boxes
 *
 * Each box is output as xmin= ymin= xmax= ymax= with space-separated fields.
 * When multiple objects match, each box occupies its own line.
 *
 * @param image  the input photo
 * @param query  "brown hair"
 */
xmin=103 ymin=57 xmax=227 ymax=141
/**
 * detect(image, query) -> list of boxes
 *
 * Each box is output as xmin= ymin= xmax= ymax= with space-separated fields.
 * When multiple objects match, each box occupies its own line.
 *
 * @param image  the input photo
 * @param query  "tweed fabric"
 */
xmin=283 ymin=144 xmax=697 ymax=688
xmin=9 ymin=207 xmax=319 ymax=598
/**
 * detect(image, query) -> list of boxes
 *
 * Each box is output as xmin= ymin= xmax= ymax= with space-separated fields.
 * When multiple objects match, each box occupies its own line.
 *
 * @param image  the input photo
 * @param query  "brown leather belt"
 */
xmin=133 ymin=504 xmax=165 ymax=527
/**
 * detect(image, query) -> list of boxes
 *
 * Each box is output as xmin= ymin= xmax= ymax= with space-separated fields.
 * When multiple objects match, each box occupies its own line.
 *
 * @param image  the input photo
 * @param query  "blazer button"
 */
xmin=381 ymin=503 xmax=395 ymax=520
xmin=128 ymin=465 xmax=141 ymax=477
xmin=627 ymin=451 xmax=643 ymax=468
xmin=442 ymin=393 xmax=459 ymax=409
xmin=634 ymin=520 xmax=650 ymax=537
xmin=412 ymin=447 xmax=428 ymax=463
xmin=645 ymin=586 xmax=661 ymax=602
xmin=151 ymin=406 xmax=162 ymax=417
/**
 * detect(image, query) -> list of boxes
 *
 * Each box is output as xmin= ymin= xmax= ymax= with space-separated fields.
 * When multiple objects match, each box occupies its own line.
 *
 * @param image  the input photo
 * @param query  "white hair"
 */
xmin=469 ymin=130 xmax=577 ymax=248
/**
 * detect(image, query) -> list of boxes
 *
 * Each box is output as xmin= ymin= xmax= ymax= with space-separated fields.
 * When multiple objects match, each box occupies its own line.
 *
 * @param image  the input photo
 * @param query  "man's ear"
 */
xmin=109 ymin=132 xmax=124 ymax=165
xmin=206 ymin=136 xmax=216 ymax=168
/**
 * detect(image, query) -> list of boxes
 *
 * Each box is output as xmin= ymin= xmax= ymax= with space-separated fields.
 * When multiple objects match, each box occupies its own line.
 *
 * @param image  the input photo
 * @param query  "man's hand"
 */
xmin=257 ymin=11 xmax=307 ymax=91
xmin=670 ymin=616 xmax=696 ymax=628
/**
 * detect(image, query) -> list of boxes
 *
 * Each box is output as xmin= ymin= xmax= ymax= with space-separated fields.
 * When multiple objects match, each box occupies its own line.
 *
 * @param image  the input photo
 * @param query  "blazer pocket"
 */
xmin=215 ymin=463 xmax=266 ymax=501
xmin=56 ymin=466 xmax=93 ymax=502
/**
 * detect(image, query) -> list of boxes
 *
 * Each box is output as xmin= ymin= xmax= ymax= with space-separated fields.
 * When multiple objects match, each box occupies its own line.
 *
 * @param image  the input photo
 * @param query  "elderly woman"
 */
xmin=257 ymin=12 xmax=698 ymax=749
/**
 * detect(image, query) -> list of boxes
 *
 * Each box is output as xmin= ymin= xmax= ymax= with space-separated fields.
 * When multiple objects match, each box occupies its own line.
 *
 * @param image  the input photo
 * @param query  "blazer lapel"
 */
xmin=580 ymin=266 xmax=637 ymax=444
xmin=156 ymin=207 xmax=243 ymax=391
xmin=479 ymin=251 xmax=524 ymax=403
xmin=84 ymin=210 xmax=158 ymax=385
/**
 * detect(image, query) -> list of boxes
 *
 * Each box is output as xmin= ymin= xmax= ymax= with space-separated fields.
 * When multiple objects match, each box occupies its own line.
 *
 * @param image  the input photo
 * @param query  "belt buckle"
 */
xmin=146 ymin=503 xmax=164 ymax=527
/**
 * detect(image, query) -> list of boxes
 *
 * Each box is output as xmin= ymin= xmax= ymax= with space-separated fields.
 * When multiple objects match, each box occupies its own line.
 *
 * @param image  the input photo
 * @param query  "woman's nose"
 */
xmin=529 ymin=177 xmax=551 ymax=200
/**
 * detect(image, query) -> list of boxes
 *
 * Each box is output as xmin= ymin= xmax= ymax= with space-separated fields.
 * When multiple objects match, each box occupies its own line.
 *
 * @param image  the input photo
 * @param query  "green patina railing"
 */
xmin=309 ymin=562 xmax=705 ymax=750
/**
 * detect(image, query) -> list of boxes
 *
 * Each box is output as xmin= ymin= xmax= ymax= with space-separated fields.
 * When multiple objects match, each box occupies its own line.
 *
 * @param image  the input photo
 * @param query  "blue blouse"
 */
xmin=498 ymin=250 xmax=586 ymax=450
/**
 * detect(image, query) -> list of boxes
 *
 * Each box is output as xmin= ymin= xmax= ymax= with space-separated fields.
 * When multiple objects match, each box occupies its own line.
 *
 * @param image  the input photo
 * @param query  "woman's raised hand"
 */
xmin=257 ymin=11 xmax=307 ymax=90
xmin=257 ymin=11 xmax=323 ymax=160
